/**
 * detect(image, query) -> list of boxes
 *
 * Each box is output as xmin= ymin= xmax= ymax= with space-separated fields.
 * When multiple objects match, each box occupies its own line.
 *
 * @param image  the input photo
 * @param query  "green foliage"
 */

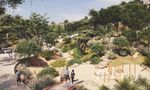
xmin=50 ymin=59 xmax=66 ymax=68
xmin=123 ymin=29 xmax=137 ymax=43
xmin=99 ymin=85 xmax=110 ymax=90
xmin=90 ymin=56 xmax=102 ymax=64
xmin=61 ymin=44 xmax=72 ymax=52
xmin=114 ymin=77 xmax=140 ymax=90
xmin=73 ymin=48 xmax=84 ymax=59
xmin=113 ymin=37 xmax=129 ymax=48
xmin=144 ymin=55 xmax=150 ymax=66
xmin=37 ymin=67 xmax=59 ymax=78
xmin=16 ymin=39 xmax=41 ymax=57
xmin=91 ymin=43 xmax=105 ymax=56
xmin=28 ymin=75 xmax=55 ymax=90
xmin=41 ymin=50 xmax=54 ymax=60
xmin=81 ymin=53 xmax=95 ymax=62
xmin=63 ymin=37 xmax=71 ymax=44
xmin=108 ymin=52 xmax=117 ymax=59
xmin=44 ymin=32 xmax=58 ymax=48
xmin=67 ymin=59 xmax=82 ymax=66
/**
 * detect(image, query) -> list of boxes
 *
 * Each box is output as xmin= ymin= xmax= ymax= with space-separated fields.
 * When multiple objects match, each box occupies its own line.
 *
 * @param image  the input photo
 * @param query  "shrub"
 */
xmin=108 ymin=52 xmax=117 ymax=60
xmin=99 ymin=85 xmax=110 ymax=90
xmin=113 ymin=37 xmax=129 ymax=48
xmin=90 ymin=56 xmax=102 ymax=65
xmin=37 ymin=67 xmax=59 ymax=78
xmin=16 ymin=39 xmax=41 ymax=57
xmin=28 ymin=75 xmax=55 ymax=90
xmin=73 ymin=48 xmax=84 ymax=59
xmin=61 ymin=44 xmax=72 ymax=52
xmin=63 ymin=37 xmax=71 ymax=44
xmin=50 ymin=59 xmax=66 ymax=68
xmin=144 ymin=55 xmax=150 ymax=66
xmin=67 ymin=59 xmax=82 ymax=66
xmin=41 ymin=50 xmax=54 ymax=60
xmin=91 ymin=43 xmax=105 ymax=56
xmin=81 ymin=53 xmax=95 ymax=62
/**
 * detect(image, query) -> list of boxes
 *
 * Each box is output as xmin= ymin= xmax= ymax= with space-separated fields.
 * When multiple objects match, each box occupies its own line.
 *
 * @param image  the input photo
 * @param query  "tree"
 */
xmin=16 ymin=39 xmax=41 ymax=57
xmin=0 ymin=0 xmax=24 ymax=8
xmin=120 ymin=2 xmax=150 ymax=30
xmin=44 ymin=32 xmax=59 ymax=48
xmin=29 ymin=13 xmax=50 ymax=45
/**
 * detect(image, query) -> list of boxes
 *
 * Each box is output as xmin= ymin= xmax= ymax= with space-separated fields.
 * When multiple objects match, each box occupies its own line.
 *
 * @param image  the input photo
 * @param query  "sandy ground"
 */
xmin=0 ymin=54 xmax=27 ymax=90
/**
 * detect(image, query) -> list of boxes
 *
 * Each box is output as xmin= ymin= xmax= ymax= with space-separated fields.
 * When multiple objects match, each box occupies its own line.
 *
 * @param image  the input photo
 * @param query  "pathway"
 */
xmin=0 ymin=54 xmax=27 ymax=90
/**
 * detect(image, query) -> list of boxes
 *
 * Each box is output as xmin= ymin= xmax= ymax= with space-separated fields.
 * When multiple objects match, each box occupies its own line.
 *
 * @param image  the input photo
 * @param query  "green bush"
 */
xmin=37 ymin=67 xmax=59 ymax=78
xmin=144 ymin=55 xmax=150 ymax=66
xmin=90 ymin=56 xmax=102 ymax=65
xmin=50 ymin=59 xmax=66 ymax=68
xmin=81 ymin=53 xmax=95 ymax=62
xmin=99 ymin=85 xmax=110 ymax=90
xmin=41 ymin=50 xmax=54 ymax=60
xmin=29 ymin=75 xmax=55 ymax=90
xmin=63 ymin=37 xmax=71 ymax=44
xmin=91 ymin=43 xmax=105 ymax=56
xmin=67 ymin=59 xmax=82 ymax=66
xmin=108 ymin=52 xmax=117 ymax=60
xmin=73 ymin=48 xmax=84 ymax=59
xmin=61 ymin=44 xmax=72 ymax=52
xmin=16 ymin=39 xmax=41 ymax=57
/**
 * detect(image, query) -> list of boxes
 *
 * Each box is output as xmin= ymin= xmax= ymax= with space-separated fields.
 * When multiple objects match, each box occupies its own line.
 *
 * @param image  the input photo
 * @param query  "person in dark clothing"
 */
xmin=15 ymin=70 xmax=21 ymax=86
xmin=71 ymin=69 xmax=75 ymax=84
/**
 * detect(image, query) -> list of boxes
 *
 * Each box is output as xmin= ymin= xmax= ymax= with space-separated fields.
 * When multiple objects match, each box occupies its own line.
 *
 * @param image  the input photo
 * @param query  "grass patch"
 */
xmin=109 ymin=55 xmax=145 ymax=66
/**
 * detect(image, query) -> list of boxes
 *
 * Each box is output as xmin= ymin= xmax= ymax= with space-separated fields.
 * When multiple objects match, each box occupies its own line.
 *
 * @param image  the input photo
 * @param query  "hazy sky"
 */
xmin=7 ymin=0 xmax=131 ymax=23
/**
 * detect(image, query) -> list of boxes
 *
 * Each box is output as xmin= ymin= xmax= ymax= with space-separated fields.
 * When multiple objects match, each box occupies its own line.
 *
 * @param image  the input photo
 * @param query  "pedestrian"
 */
xmin=71 ymin=69 xmax=75 ymax=84
xmin=15 ymin=70 xmax=21 ymax=86
xmin=64 ymin=67 xmax=70 ymax=83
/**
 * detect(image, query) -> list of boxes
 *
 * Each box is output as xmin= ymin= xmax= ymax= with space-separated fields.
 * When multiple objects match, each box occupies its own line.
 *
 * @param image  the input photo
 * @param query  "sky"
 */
xmin=6 ymin=0 xmax=131 ymax=23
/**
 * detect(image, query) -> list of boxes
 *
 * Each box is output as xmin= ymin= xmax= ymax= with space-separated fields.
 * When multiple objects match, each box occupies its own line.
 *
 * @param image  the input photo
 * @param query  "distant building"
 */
xmin=141 ymin=0 xmax=150 ymax=4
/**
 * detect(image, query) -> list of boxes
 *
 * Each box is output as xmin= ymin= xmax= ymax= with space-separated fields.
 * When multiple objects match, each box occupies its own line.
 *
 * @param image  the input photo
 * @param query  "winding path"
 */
xmin=0 ymin=54 xmax=27 ymax=90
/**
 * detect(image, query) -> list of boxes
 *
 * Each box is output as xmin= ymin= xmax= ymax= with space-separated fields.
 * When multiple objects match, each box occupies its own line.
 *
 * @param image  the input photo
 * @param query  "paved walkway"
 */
xmin=0 ymin=54 xmax=27 ymax=90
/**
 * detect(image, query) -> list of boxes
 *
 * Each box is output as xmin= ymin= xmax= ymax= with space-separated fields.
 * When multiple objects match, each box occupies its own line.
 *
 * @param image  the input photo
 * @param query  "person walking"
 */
xmin=64 ymin=67 xmax=70 ymax=83
xmin=71 ymin=69 xmax=75 ymax=84
xmin=15 ymin=70 xmax=21 ymax=86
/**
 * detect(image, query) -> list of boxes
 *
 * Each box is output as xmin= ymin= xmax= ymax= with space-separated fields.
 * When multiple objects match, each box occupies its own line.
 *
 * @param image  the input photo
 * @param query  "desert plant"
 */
xmin=67 ymin=59 xmax=82 ymax=66
xmin=108 ymin=52 xmax=117 ymax=60
xmin=99 ymin=85 xmax=110 ymax=90
xmin=28 ymin=75 xmax=55 ymax=90
xmin=81 ymin=53 xmax=95 ymax=62
xmin=16 ymin=39 xmax=41 ymax=57
xmin=61 ymin=44 xmax=72 ymax=52
xmin=90 ymin=56 xmax=102 ymax=64
xmin=37 ymin=67 xmax=59 ymax=78
xmin=41 ymin=50 xmax=54 ymax=60
xmin=114 ymin=77 xmax=140 ymax=90
xmin=144 ymin=55 xmax=150 ymax=66
xmin=73 ymin=48 xmax=84 ymax=59
xmin=50 ymin=59 xmax=66 ymax=68
xmin=91 ymin=43 xmax=105 ymax=56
